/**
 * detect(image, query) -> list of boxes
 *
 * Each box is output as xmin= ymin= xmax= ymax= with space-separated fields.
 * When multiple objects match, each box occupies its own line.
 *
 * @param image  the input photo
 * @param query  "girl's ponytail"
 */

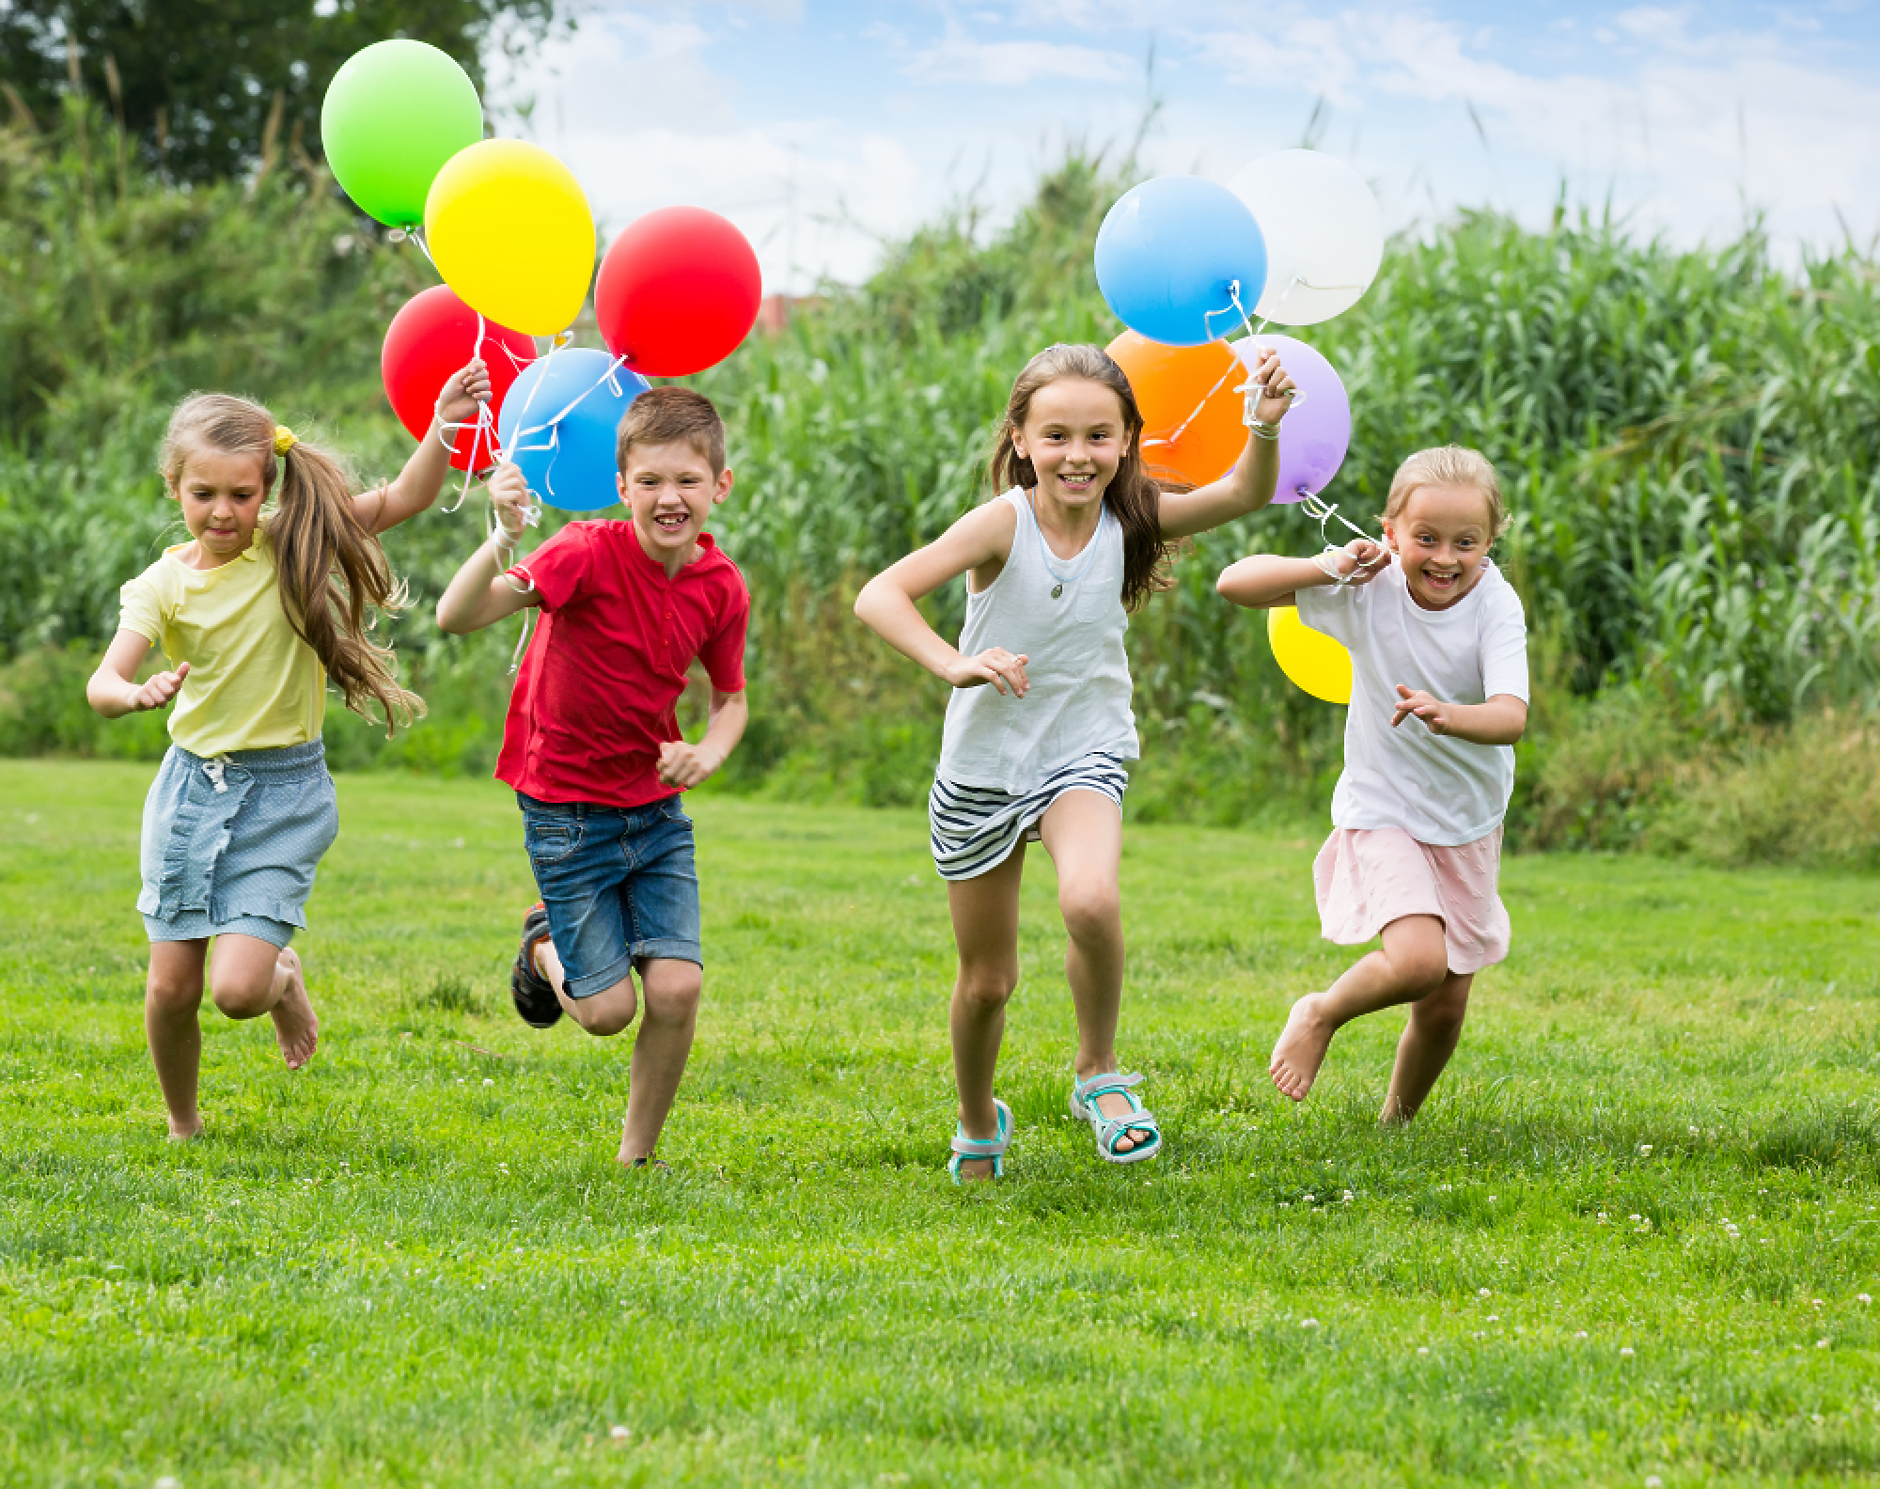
xmin=989 ymin=343 xmax=1174 ymax=612
xmin=160 ymin=394 xmax=424 ymax=736
xmin=270 ymin=439 xmax=424 ymax=735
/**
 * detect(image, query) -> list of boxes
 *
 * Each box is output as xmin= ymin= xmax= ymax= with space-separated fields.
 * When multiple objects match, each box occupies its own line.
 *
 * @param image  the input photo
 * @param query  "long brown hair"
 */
xmin=988 ymin=343 xmax=1173 ymax=612
xmin=160 ymin=394 xmax=424 ymax=735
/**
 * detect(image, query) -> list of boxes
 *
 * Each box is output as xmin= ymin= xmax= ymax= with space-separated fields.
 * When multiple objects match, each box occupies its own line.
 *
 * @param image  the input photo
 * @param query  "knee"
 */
xmin=209 ymin=974 xmax=272 ymax=1021
xmin=568 ymin=979 xmax=638 ymax=1037
xmin=145 ymin=972 xmax=202 ymax=1018
xmin=1412 ymin=982 xmax=1471 ymax=1041
xmin=1058 ymin=881 xmax=1120 ymax=945
xmin=569 ymin=999 xmax=635 ymax=1038
xmin=955 ymin=963 xmax=1017 ymax=1013
xmin=641 ymin=965 xmax=702 ymax=1025
xmin=1387 ymin=939 xmax=1450 ymax=996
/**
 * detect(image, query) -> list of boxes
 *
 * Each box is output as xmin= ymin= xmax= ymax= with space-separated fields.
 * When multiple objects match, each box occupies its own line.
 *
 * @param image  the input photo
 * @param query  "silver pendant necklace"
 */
xmin=1028 ymin=490 xmax=1103 ymax=599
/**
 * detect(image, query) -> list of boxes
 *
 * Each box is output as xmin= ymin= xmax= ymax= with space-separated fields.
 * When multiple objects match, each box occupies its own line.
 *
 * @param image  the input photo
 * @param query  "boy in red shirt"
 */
xmin=438 ymin=387 xmax=750 ymax=1169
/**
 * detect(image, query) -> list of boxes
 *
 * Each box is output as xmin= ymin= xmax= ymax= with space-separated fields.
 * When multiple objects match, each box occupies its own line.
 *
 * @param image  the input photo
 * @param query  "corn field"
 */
xmin=3 ymin=118 xmax=1877 ymax=839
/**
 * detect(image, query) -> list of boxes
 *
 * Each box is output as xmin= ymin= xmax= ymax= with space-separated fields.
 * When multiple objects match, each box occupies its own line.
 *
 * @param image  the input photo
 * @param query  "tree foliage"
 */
xmin=0 ymin=0 xmax=559 ymax=183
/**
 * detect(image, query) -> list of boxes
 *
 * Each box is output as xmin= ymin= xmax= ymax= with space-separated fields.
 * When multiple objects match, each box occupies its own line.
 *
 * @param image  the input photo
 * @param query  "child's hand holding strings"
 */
xmin=435 ymin=358 xmax=493 ymax=429
xmin=129 ymin=661 xmax=190 ymax=713
xmin=1336 ymin=537 xmax=1389 ymax=586
xmin=947 ymin=647 xmax=1029 ymax=697
xmin=487 ymin=462 xmax=532 ymax=549
xmin=1241 ymin=347 xmax=1298 ymax=429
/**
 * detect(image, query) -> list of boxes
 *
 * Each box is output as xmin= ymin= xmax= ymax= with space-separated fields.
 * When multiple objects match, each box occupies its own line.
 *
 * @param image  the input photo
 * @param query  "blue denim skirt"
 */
xmin=139 ymin=740 xmax=338 ymax=948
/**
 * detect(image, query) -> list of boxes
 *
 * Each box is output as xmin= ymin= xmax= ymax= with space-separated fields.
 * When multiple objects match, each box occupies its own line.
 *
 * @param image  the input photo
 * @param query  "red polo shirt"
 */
xmin=495 ymin=520 xmax=749 ymax=810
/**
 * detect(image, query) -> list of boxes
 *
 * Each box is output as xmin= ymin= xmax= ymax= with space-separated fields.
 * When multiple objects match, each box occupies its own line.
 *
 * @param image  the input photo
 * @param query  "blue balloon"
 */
xmin=1094 ymin=177 xmax=1268 ymax=347
xmin=496 ymin=346 xmax=651 ymax=512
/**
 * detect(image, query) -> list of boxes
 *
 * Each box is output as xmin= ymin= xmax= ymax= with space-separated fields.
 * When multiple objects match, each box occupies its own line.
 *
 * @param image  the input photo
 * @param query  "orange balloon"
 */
xmin=1108 ymin=330 xmax=1247 ymax=489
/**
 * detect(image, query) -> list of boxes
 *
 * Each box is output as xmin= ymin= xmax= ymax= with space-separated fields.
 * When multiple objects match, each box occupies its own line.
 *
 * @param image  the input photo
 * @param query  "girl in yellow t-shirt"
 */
xmin=87 ymin=361 xmax=491 ymax=1140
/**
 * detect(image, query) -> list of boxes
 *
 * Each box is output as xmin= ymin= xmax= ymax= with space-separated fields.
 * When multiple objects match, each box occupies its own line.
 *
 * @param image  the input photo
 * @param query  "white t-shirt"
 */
xmin=1296 ymin=557 xmax=1529 ymax=846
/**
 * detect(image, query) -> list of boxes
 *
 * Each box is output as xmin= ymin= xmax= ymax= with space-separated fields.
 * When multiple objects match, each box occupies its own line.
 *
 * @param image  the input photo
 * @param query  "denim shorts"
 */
xmin=518 ymin=791 xmax=702 ymax=999
xmin=140 ymin=740 xmax=338 ymax=948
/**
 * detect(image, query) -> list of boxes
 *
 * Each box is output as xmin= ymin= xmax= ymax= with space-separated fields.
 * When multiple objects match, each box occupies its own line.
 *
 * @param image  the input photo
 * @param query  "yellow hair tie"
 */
xmin=273 ymin=425 xmax=297 ymax=457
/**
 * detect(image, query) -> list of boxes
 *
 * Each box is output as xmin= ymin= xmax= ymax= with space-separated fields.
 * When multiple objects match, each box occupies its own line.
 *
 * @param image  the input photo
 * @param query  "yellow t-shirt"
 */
xmin=116 ymin=534 xmax=326 ymax=756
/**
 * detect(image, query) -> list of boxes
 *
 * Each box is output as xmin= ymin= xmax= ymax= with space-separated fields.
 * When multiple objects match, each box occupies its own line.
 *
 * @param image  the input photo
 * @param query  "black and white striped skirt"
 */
xmin=928 ymin=752 xmax=1129 ymax=881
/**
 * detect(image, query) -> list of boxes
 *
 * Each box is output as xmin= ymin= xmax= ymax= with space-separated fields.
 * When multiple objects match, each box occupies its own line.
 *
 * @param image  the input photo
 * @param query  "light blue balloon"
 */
xmin=1095 ymin=177 xmax=1268 ymax=347
xmin=496 ymin=347 xmax=652 ymax=512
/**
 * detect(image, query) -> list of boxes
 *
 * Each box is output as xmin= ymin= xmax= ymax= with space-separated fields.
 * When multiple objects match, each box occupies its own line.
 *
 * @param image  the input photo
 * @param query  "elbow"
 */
xmin=435 ymin=601 xmax=465 ymax=636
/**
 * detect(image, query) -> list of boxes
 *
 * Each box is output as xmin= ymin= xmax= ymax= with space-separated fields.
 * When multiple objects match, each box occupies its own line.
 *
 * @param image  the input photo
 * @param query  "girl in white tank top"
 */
xmin=855 ymin=341 xmax=1299 ymax=1183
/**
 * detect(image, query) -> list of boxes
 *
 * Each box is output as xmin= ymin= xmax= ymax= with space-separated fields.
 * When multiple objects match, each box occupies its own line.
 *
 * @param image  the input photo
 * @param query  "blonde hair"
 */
xmin=160 ymin=394 xmax=424 ymax=736
xmin=1386 ymin=446 xmax=1508 ymax=539
xmin=990 ymin=343 xmax=1172 ymax=613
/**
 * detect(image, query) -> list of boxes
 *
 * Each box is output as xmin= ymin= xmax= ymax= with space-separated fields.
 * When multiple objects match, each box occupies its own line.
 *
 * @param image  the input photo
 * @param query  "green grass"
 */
xmin=3 ymin=760 xmax=1880 ymax=1487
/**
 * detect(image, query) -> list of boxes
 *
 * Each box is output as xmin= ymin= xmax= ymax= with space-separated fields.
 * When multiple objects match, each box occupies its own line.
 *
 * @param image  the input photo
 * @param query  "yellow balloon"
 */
xmin=425 ymin=139 xmax=595 ymax=336
xmin=1268 ymin=605 xmax=1352 ymax=704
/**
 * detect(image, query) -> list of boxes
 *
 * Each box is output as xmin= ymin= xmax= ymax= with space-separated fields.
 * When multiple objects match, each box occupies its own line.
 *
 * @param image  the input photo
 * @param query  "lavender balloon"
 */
xmin=1230 ymin=334 xmax=1351 ymax=505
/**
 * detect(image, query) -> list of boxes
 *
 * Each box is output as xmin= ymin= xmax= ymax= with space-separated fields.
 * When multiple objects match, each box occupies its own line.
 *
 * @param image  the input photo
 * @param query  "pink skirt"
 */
xmin=1313 ymin=825 xmax=1510 ymax=975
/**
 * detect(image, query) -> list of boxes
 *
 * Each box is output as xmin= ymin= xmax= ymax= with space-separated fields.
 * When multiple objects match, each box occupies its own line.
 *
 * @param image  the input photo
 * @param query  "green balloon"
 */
xmin=321 ymin=40 xmax=483 ymax=228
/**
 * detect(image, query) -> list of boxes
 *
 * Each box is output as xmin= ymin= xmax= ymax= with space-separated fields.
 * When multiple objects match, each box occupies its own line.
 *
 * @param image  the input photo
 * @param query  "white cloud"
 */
xmin=901 ymin=35 xmax=1135 ymax=85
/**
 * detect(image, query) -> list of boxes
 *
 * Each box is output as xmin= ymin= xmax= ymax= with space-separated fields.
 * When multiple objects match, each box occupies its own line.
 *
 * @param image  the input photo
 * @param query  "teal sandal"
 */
xmin=948 ymin=1098 xmax=1014 ymax=1184
xmin=1069 ymin=1071 xmax=1162 ymax=1165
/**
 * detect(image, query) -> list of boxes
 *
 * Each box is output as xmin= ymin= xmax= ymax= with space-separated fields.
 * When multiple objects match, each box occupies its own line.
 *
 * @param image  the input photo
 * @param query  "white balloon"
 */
xmin=1228 ymin=150 xmax=1383 ymax=326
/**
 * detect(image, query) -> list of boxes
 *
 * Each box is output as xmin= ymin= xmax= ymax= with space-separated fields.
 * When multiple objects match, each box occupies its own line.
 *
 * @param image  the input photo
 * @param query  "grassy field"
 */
xmin=3 ymin=760 xmax=1879 ymax=1487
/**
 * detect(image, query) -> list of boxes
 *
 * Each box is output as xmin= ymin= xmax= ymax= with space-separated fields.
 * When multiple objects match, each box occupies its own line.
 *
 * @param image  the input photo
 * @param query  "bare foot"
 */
xmin=269 ymin=949 xmax=319 ymax=1070
xmin=1270 ymin=993 xmax=1337 ymax=1102
xmin=167 ymin=1115 xmax=204 ymax=1142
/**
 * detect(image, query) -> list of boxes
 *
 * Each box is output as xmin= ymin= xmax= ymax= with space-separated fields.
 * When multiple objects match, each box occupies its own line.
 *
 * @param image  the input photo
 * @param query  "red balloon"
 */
xmin=381 ymin=286 xmax=536 ymax=471
xmin=594 ymin=206 xmax=762 ymax=376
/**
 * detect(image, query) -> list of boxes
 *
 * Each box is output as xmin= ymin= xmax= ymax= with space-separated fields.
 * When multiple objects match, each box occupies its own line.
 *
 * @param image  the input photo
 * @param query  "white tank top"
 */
xmin=936 ymin=487 xmax=1139 ymax=792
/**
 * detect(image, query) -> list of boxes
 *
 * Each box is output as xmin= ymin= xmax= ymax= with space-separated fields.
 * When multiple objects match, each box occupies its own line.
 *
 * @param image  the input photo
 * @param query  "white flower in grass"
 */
xmin=1639 ymin=1144 xmax=1653 ymax=1155
xmin=1416 ymin=1346 xmax=1429 ymax=1356
xmin=1818 ymin=1339 xmax=1831 ymax=1349
xmin=1300 ymin=1317 xmax=1320 ymax=1329
xmin=1478 ymin=1288 xmax=1492 ymax=1298
xmin=1575 ymin=1330 xmax=1589 ymax=1339
xmin=1487 ymin=1315 xmax=1499 ymax=1324
xmin=1621 ymin=1347 xmax=1635 ymax=1357
xmin=1814 ymin=1299 xmax=1825 ymax=1308
xmin=156 ymin=1479 xmax=181 ymax=1489
xmin=1647 ymin=1476 xmax=1664 ymax=1488
xmin=610 ymin=1424 xmax=631 ymax=1441
xmin=483 ymin=1078 xmax=494 ymax=1086
xmin=1859 ymin=1294 xmax=1873 ymax=1305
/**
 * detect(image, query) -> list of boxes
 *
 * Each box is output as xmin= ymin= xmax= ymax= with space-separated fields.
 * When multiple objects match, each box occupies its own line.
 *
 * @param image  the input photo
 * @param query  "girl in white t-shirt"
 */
xmin=856 ymin=342 xmax=1298 ymax=1180
xmin=1218 ymin=446 xmax=1529 ymax=1122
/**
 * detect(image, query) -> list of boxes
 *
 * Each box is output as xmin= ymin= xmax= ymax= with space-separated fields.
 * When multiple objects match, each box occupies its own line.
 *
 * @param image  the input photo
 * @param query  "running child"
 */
xmin=855 ymin=341 xmax=1298 ymax=1181
xmin=87 ymin=360 xmax=493 ymax=1139
xmin=1216 ymin=446 xmax=1529 ymax=1122
xmin=436 ymin=387 xmax=749 ymax=1171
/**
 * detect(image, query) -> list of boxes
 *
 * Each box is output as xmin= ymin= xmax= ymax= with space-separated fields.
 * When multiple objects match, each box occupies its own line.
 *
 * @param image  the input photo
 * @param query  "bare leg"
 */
xmin=945 ymin=844 xmax=1026 ymax=1180
xmin=531 ymin=940 xmax=699 ymax=1166
xmin=1270 ymin=915 xmax=1449 ymax=1102
xmin=1037 ymin=791 xmax=1145 ymax=1155
xmin=617 ymin=958 xmax=701 ymax=1165
xmin=1381 ymin=971 xmax=1473 ymax=1124
xmin=533 ymin=937 xmax=638 ymax=1030
xmin=208 ymin=934 xmax=318 ymax=1070
xmin=146 ymin=940 xmax=207 ymax=1139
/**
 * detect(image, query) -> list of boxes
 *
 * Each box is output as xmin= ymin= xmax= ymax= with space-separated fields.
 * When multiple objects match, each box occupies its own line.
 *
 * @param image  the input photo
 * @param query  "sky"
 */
xmin=487 ymin=1 xmax=1880 ymax=294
